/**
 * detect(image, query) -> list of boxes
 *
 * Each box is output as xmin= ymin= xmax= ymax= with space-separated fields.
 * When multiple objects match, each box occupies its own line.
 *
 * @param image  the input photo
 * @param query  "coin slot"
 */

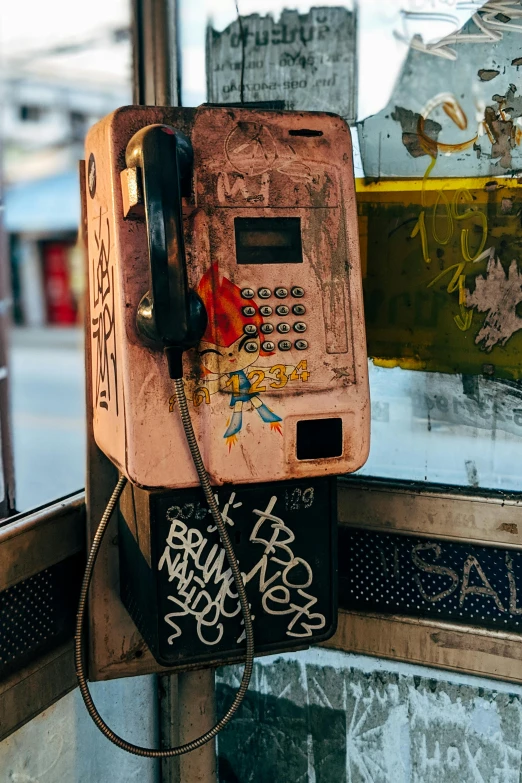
xmin=288 ymin=129 xmax=323 ymax=137
xmin=296 ymin=418 xmax=343 ymax=460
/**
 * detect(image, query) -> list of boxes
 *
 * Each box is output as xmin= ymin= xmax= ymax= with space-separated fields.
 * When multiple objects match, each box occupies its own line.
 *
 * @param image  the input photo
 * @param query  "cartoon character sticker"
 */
xmin=193 ymin=265 xmax=282 ymax=449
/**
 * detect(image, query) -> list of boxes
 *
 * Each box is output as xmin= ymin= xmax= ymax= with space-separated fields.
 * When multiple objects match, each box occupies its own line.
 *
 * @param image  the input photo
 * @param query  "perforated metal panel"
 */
xmin=0 ymin=555 xmax=83 ymax=680
xmin=339 ymin=527 xmax=522 ymax=632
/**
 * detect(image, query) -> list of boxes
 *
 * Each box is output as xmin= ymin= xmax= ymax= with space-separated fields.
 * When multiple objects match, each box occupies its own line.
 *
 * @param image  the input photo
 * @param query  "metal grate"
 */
xmin=0 ymin=555 xmax=83 ymax=680
xmin=1 ymin=570 xmax=55 ymax=670
xmin=339 ymin=527 xmax=522 ymax=632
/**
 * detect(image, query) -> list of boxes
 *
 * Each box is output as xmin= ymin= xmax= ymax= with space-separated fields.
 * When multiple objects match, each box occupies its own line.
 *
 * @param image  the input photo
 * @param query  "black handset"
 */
xmin=125 ymin=124 xmax=206 ymax=377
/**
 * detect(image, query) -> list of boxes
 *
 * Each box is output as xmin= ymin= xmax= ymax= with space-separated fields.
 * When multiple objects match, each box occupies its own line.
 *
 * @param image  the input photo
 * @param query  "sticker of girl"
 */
xmin=194 ymin=264 xmax=282 ymax=449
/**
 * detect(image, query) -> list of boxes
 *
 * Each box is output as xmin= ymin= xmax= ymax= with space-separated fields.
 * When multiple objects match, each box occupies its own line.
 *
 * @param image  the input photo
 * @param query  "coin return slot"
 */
xmin=296 ymin=418 xmax=343 ymax=460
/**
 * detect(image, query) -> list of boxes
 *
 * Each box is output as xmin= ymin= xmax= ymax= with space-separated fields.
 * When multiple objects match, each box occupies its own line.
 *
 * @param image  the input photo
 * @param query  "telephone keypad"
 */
xmin=242 ymin=286 xmax=308 ymax=352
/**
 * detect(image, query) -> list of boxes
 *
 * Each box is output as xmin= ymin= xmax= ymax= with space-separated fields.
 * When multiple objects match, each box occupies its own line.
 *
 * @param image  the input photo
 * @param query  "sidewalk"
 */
xmin=9 ymin=326 xmax=84 ymax=351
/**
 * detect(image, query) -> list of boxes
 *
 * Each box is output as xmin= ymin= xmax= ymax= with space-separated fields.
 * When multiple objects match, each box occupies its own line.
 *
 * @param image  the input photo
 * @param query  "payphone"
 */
xmin=77 ymin=105 xmax=369 ymax=756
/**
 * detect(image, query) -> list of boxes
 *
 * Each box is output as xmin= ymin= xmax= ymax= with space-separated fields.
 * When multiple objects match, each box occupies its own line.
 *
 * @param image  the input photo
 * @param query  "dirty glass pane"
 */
xmin=181 ymin=0 xmax=522 ymax=491
xmin=359 ymin=4 xmax=522 ymax=380
xmin=1 ymin=1 xmax=131 ymax=510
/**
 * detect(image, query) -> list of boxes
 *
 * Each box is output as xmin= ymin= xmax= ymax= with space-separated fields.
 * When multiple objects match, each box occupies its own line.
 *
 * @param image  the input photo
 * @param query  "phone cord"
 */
xmin=75 ymin=377 xmax=255 ymax=757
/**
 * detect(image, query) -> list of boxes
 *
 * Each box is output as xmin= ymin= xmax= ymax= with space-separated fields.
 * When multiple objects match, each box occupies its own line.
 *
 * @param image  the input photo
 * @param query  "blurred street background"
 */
xmin=10 ymin=327 xmax=84 ymax=509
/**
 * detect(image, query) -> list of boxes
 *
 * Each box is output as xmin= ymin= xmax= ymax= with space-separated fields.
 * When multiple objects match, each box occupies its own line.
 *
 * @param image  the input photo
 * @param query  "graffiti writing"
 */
xmin=91 ymin=207 xmax=118 ymax=414
xmin=400 ymin=1 xmax=522 ymax=61
xmin=244 ymin=495 xmax=326 ymax=638
xmin=157 ymin=491 xmax=325 ymax=647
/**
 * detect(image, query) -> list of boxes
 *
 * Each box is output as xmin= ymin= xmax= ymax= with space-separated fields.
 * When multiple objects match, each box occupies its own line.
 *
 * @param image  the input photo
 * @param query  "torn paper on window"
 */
xmin=206 ymin=6 xmax=357 ymax=124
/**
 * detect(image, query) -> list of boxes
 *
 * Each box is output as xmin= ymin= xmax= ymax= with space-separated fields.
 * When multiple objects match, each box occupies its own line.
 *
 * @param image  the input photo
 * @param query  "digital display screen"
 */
xmin=235 ymin=217 xmax=303 ymax=264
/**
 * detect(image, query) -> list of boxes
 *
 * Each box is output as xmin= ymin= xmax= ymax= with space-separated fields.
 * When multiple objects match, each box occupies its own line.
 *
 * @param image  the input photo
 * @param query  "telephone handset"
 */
xmin=125 ymin=124 xmax=207 ymax=378
xmin=86 ymin=106 xmax=370 ymax=489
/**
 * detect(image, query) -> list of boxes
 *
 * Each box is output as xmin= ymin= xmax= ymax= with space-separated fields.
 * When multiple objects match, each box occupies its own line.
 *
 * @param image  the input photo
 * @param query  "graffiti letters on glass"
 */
xmin=92 ymin=207 xmax=118 ymax=415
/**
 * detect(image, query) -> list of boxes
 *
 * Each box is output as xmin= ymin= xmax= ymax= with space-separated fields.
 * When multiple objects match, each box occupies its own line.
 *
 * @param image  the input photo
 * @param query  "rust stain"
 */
xmin=497 ymin=522 xmax=519 ymax=535
xmin=431 ymin=630 xmax=519 ymax=659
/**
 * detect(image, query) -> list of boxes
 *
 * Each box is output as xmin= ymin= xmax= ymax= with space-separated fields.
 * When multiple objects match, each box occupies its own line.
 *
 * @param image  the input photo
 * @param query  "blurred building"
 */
xmin=1 ymin=32 xmax=130 ymax=325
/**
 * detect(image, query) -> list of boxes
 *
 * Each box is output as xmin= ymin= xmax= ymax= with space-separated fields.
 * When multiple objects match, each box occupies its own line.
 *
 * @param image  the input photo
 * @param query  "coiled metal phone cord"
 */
xmin=75 ymin=377 xmax=255 ymax=757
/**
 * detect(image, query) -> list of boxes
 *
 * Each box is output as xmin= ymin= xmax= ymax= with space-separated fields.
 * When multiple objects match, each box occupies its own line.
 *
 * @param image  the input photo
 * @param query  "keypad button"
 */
xmin=245 ymin=341 xmax=259 ymax=353
xmin=277 ymin=323 xmax=291 ymax=334
xmin=260 ymin=323 xmax=274 ymax=334
xmin=278 ymin=340 xmax=292 ymax=351
xmin=291 ymin=286 xmax=305 ymax=298
xmin=260 ymin=305 xmax=273 ymax=316
xmin=241 ymin=288 xmax=255 ymax=299
xmin=293 ymin=322 xmax=307 ymax=333
xmin=275 ymin=304 xmax=289 ymax=316
xmin=244 ymin=324 xmax=257 ymax=335
xmin=258 ymin=288 xmax=271 ymax=299
xmin=262 ymin=341 xmax=275 ymax=352
xmin=242 ymin=305 xmax=256 ymax=317
xmin=274 ymin=287 xmax=288 ymax=298
xmin=292 ymin=304 xmax=306 ymax=316
xmin=295 ymin=340 xmax=308 ymax=350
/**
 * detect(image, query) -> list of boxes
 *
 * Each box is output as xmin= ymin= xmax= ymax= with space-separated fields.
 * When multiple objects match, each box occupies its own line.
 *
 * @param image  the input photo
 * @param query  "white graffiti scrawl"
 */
xmin=157 ymin=492 xmax=325 ymax=647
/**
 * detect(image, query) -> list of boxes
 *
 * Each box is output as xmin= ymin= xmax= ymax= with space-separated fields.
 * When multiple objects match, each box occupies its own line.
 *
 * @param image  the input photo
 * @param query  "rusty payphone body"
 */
xmin=85 ymin=106 xmax=369 ymax=491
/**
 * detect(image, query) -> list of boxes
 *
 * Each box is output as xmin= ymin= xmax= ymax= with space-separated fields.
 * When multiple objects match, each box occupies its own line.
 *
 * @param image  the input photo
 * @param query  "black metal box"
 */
xmin=118 ymin=478 xmax=337 ymax=669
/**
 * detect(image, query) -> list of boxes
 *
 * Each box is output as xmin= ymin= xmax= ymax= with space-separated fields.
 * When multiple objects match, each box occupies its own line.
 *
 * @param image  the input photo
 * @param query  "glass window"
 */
xmin=178 ymin=0 xmax=522 ymax=492
xmin=2 ymin=0 xmax=130 ymax=510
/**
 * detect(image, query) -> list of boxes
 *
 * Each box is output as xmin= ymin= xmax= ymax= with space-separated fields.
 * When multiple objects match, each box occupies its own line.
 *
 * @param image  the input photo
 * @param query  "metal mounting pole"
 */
xmin=131 ymin=0 xmax=181 ymax=107
xmin=130 ymin=2 xmax=218 ymax=780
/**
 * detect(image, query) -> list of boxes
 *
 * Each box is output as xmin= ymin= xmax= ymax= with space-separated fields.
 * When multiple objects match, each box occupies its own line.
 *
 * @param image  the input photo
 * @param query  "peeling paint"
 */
xmin=466 ymin=254 xmax=522 ymax=351
xmin=478 ymin=68 xmax=500 ymax=81
xmin=391 ymin=106 xmax=441 ymax=158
